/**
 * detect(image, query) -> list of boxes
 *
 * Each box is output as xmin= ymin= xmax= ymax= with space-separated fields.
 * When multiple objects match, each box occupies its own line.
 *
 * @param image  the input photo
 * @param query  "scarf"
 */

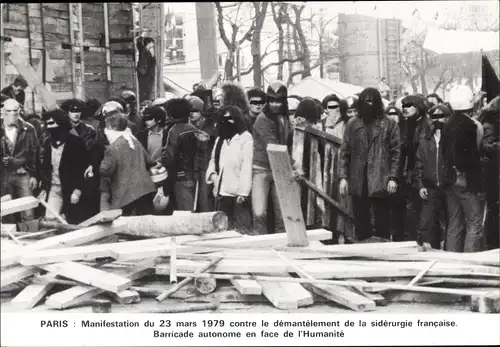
xmin=104 ymin=128 xmax=135 ymax=149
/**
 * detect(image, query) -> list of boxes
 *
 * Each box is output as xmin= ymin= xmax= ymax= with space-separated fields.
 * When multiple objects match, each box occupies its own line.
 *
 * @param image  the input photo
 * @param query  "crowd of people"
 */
xmin=1 ymin=74 xmax=498 ymax=252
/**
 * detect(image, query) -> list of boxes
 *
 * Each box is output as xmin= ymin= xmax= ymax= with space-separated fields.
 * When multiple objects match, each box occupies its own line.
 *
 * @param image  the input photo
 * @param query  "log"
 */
xmin=266 ymin=144 xmax=309 ymax=246
xmin=115 ymin=212 xmax=228 ymax=238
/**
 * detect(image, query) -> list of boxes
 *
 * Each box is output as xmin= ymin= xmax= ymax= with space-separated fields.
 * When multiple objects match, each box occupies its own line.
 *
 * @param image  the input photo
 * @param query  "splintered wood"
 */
xmin=1 ymin=196 xmax=499 ymax=313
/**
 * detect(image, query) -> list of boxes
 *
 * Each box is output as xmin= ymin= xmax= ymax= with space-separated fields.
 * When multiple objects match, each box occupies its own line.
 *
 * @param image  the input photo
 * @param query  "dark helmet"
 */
xmin=61 ymin=98 xmax=85 ymax=113
xmin=142 ymin=106 xmax=167 ymax=126
xmin=120 ymin=90 xmax=136 ymax=103
xmin=266 ymin=81 xmax=288 ymax=101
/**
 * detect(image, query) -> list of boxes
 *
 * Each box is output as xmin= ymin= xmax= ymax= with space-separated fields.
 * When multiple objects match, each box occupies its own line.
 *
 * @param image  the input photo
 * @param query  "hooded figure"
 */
xmin=251 ymin=80 xmax=292 ymax=235
xmin=39 ymin=109 xmax=88 ymax=224
xmin=339 ymin=87 xmax=401 ymax=241
xmin=206 ymin=105 xmax=253 ymax=233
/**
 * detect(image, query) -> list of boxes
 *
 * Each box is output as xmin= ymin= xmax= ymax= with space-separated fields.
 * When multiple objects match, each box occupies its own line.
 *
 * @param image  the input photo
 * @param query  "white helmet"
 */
xmin=288 ymin=97 xmax=300 ymax=112
xmin=448 ymin=85 xmax=474 ymax=111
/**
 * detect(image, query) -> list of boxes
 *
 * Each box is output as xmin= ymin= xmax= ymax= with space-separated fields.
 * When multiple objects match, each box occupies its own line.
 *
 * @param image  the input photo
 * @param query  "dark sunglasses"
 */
xmin=327 ymin=105 xmax=339 ymax=110
xmin=250 ymin=101 xmax=265 ymax=105
xmin=45 ymin=120 xmax=56 ymax=126
xmin=402 ymin=103 xmax=414 ymax=109
xmin=430 ymin=113 xmax=445 ymax=119
xmin=190 ymin=110 xmax=200 ymax=113
xmin=387 ymin=112 xmax=398 ymax=116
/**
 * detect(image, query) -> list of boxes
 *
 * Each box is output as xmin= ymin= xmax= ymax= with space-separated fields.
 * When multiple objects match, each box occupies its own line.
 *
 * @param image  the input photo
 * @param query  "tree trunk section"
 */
xmin=116 ymin=212 xmax=229 ymax=239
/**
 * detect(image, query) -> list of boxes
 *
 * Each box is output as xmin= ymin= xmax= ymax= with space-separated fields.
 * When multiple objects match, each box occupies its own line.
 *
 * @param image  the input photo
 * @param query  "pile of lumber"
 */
xmin=1 ymin=196 xmax=499 ymax=313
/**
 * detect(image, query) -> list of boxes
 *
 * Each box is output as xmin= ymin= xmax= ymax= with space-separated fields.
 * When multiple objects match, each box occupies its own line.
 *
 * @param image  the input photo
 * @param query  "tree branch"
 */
xmin=262 ymin=57 xmax=304 ymax=72
xmin=215 ymin=2 xmax=232 ymax=49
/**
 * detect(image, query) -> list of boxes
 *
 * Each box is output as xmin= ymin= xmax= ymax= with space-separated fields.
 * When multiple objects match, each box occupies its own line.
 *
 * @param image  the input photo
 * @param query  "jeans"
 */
xmin=1 ymin=172 xmax=34 ymax=222
xmin=251 ymin=168 xmax=284 ymax=235
xmin=174 ymin=179 xmax=196 ymax=211
xmin=417 ymin=187 xmax=447 ymax=249
xmin=216 ymin=196 xmax=254 ymax=234
xmin=444 ymin=185 xmax=484 ymax=252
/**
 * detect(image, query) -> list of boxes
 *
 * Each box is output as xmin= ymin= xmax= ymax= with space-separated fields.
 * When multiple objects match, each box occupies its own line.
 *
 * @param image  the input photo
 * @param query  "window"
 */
xmin=165 ymin=11 xmax=185 ymax=65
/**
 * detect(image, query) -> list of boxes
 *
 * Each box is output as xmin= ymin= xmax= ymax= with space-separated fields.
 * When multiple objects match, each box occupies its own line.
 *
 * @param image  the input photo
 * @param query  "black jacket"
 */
xmin=1 ymin=119 xmax=38 ymax=178
xmin=1 ymin=85 xmax=25 ymax=106
xmin=39 ymin=129 xmax=88 ymax=216
xmin=441 ymin=113 xmax=482 ymax=192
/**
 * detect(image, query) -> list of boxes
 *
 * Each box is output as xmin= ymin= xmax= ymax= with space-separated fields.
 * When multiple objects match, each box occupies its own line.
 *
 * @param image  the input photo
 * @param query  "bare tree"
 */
xmin=214 ymin=2 xmax=256 ymax=80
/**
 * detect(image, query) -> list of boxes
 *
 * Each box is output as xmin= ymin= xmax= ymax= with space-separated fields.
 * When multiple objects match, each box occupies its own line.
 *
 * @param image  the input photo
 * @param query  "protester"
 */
xmin=39 ymin=109 xmax=88 ymax=224
xmin=247 ymin=88 xmax=266 ymax=128
xmin=137 ymin=106 xmax=168 ymax=163
xmin=1 ymin=99 xmax=38 ymax=222
xmin=252 ymin=81 xmax=292 ymax=234
xmin=1 ymin=76 xmax=28 ymax=109
xmin=339 ymin=87 xmax=401 ymax=240
xmin=161 ymin=98 xmax=201 ymax=211
xmin=480 ymin=96 xmax=499 ymax=249
xmin=322 ymin=94 xmax=342 ymax=131
xmin=398 ymin=94 xmax=431 ymax=240
xmin=136 ymin=37 xmax=156 ymax=103
xmin=287 ymin=96 xmax=301 ymax=127
xmin=100 ymin=112 xmax=157 ymax=215
xmin=206 ymin=105 xmax=253 ymax=233
xmin=121 ymin=90 xmax=142 ymax=132
xmin=219 ymin=82 xmax=252 ymax=131
xmin=441 ymin=85 xmax=484 ymax=252
xmin=426 ymin=93 xmax=443 ymax=107
xmin=186 ymin=95 xmax=213 ymax=212
xmin=414 ymin=104 xmax=453 ymax=249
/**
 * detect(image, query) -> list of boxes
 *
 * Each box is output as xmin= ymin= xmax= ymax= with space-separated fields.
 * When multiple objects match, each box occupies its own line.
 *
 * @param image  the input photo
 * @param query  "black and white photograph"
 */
xmin=0 ymin=1 xmax=499 ymax=346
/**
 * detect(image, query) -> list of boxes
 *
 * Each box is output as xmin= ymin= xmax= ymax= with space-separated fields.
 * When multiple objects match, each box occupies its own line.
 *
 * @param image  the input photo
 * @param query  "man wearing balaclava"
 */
xmin=414 ymin=104 xmax=452 ymax=250
xmin=251 ymin=80 xmax=292 ymax=235
xmin=39 ymin=109 xmax=88 ymax=224
xmin=339 ymin=87 xmax=401 ymax=241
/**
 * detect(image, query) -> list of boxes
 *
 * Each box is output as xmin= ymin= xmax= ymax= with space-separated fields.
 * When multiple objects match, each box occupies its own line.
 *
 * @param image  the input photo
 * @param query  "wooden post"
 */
xmin=68 ymin=3 xmax=77 ymax=98
xmin=307 ymin=137 xmax=319 ymax=225
xmin=157 ymin=3 xmax=165 ymax=98
xmin=266 ymin=144 xmax=309 ymax=247
xmin=0 ymin=4 xmax=4 ymax=89
xmin=77 ymin=3 xmax=85 ymax=100
xmin=103 ymin=3 xmax=112 ymax=98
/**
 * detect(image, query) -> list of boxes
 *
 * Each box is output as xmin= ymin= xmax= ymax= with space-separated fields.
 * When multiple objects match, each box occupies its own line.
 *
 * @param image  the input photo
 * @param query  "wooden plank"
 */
xmin=306 ymin=138 xmax=318 ymax=225
xmin=231 ymin=279 xmax=262 ymax=295
xmin=42 ymin=262 xmax=132 ymax=293
xmin=9 ymin=273 xmax=57 ymax=310
xmin=184 ymin=229 xmax=331 ymax=248
xmin=1 ymin=266 xmax=40 ymax=288
xmin=470 ymin=290 xmax=500 ymax=313
xmin=2 ymin=220 xmax=126 ymax=268
xmin=252 ymin=273 xmax=300 ymax=310
xmin=266 ymin=144 xmax=309 ymax=246
xmin=385 ymin=291 xmax=463 ymax=304
xmin=1 ymin=196 xmax=39 ymax=217
xmin=44 ymin=258 xmax=186 ymax=309
xmin=108 ymin=290 xmax=140 ymax=304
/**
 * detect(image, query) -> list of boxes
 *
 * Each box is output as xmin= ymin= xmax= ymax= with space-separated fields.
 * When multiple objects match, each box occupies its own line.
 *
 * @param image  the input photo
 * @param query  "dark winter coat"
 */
xmin=441 ymin=112 xmax=482 ymax=193
xmin=339 ymin=116 xmax=401 ymax=197
xmin=1 ymin=118 xmax=38 ymax=178
xmin=39 ymin=129 xmax=88 ymax=222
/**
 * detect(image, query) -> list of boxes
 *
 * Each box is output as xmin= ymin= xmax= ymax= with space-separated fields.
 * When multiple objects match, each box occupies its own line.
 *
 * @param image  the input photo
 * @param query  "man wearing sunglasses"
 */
xmin=322 ymin=94 xmax=342 ymax=131
xmin=247 ymin=88 xmax=266 ymax=128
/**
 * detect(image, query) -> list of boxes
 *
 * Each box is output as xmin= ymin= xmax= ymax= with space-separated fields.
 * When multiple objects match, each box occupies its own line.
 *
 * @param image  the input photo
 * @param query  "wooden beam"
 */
xmin=470 ymin=291 xmax=500 ymax=313
xmin=9 ymin=273 xmax=57 ymax=310
xmin=231 ymin=279 xmax=262 ymax=295
xmin=1 ymin=266 xmax=40 ymax=289
xmin=68 ymin=3 xmax=77 ymax=97
xmin=273 ymin=250 xmax=375 ymax=312
xmin=45 ymin=260 xmax=154 ymax=309
xmin=2 ymin=220 xmax=126 ymax=268
xmin=184 ymin=229 xmax=331 ymax=248
xmin=108 ymin=290 xmax=140 ymax=304
xmin=252 ymin=272 xmax=312 ymax=310
xmin=1 ymin=196 xmax=39 ymax=217
xmin=41 ymin=262 xmax=132 ymax=293
xmin=266 ymin=144 xmax=309 ymax=246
